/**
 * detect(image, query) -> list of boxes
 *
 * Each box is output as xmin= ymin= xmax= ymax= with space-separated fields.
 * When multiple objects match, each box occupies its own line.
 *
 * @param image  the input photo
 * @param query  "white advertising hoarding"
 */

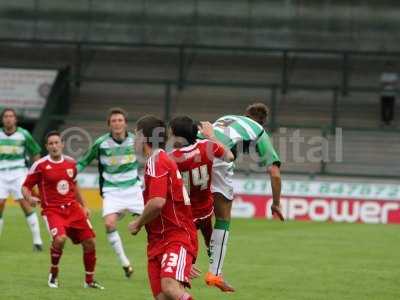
xmin=77 ymin=173 xmax=400 ymax=224
xmin=0 ymin=68 xmax=58 ymax=119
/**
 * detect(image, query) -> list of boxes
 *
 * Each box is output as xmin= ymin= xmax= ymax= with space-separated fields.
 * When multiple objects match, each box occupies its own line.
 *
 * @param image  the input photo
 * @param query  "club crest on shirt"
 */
xmin=66 ymin=168 xmax=74 ymax=178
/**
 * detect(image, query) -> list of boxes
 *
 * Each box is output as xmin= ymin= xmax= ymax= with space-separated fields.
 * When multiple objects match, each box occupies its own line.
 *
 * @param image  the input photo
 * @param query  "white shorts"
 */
xmin=102 ymin=184 xmax=144 ymax=217
xmin=0 ymin=169 xmax=27 ymax=200
xmin=211 ymin=159 xmax=235 ymax=201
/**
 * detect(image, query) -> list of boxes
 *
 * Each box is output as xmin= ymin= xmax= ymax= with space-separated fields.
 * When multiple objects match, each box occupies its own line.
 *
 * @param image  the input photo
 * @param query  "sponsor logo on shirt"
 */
xmin=57 ymin=180 xmax=70 ymax=195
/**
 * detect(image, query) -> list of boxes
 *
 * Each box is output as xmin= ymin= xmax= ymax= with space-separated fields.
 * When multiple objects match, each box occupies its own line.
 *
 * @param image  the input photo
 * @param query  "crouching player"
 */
xmin=129 ymin=116 xmax=197 ymax=300
xmin=169 ymin=116 xmax=234 ymax=258
xmin=21 ymin=131 xmax=104 ymax=289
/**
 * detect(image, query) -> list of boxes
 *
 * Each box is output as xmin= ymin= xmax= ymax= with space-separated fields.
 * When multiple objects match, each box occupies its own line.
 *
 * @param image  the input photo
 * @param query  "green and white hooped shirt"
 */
xmin=199 ymin=115 xmax=281 ymax=168
xmin=77 ymin=132 xmax=140 ymax=195
xmin=0 ymin=127 xmax=41 ymax=173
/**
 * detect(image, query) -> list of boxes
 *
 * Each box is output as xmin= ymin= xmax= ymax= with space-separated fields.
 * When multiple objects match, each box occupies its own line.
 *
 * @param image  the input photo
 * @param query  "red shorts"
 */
xmin=192 ymin=205 xmax=213 ymax=224
xmin=43 ymin=202 xmax=95 ymax=244
xmin=148 ymin=243 xmax=193 ymax=297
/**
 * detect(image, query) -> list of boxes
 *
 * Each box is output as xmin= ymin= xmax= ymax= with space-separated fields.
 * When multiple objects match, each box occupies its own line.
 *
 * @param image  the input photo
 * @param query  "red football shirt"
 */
xmin=143 ymin=149 xmax=197 ymax=259
xmin=23 ymin=155 xmax=78 ymax=209
xmin=170 ymin=140 xmax=225 ymax=220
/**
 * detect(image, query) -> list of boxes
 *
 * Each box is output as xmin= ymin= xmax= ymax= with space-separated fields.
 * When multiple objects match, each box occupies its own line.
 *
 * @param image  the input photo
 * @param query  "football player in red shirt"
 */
xmin=21 ymin=131 xmax=104 ymax=290
xmin=169 ymin=116 xmax=234 ymax=259
xmin=128 ymin=116 xmax=197 ymax=300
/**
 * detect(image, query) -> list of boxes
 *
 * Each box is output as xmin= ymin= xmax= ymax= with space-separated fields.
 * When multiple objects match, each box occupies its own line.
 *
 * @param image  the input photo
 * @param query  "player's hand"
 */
xmin=29 ymin=196 xmax=41 ymax=207
xmin=128 ymin=220 xmax=142 ymax=235
xmin=198 ymin=121 xmax=215 ymax=139
xmin=271 ymin=203 xmax=285 ymax=221
xmin=189 ymin=264 xmax=201 ymax=279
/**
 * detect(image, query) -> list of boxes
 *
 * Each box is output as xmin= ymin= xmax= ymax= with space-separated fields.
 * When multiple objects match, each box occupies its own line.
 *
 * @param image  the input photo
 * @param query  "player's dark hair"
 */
xmin=1 ymin=107 xmax=17 ymax=121
xmin=169 ymin=116 xmax=198 ymax=146
xmin=107 ymin=107 xmax=128 ymax=125
xmin=136 ymin=115 xmax=167 ymax=149
xmin=245 ymin=102 xmax=269 ymax=126
xmin=45 ymin=130 xmax=62 ymax=143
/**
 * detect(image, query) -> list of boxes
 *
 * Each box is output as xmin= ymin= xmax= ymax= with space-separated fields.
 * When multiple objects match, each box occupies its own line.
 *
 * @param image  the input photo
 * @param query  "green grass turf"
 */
xmin=0 ymin=206 xmax=399 ymax=300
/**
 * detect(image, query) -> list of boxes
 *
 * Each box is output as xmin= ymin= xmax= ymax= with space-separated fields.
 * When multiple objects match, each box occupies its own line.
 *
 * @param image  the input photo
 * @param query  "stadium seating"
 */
xmin=1 ymin=1 xmax=400 ymax=50
xmin=0 ymin=13 xmax=399 ymax=177
xmin=326 ymin=129 xmax=400 ymax=177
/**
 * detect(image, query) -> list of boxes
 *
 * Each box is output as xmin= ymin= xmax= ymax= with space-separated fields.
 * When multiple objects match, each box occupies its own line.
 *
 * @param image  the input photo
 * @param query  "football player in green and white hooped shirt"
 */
xmin=77 ymin=108 xmax=143 ymax=278
xmin=0 ymin=108 xmax=43 ymax=250
xmin=201 ymin=103 xmax=284 ymax=292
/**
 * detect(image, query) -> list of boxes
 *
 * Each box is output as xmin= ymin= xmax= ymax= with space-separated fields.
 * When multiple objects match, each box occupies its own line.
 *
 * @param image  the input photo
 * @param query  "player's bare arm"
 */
xmin=75 ymin=184 xmax=90 ymax=217
xmin=21 ymin=186 xmax=40 ymax=207
xmin=128 ymin=197 xmax=166 ymax=235
xmin=268 ymin=164 xmax=284 ymax=221
xmin=198 ymin=121 xmax=234 ymax=162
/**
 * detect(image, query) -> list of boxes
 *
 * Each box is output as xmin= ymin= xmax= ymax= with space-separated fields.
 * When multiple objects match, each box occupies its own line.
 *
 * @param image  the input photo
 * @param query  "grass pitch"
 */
xmin=0 ymin=206 xmax=399 ymax=300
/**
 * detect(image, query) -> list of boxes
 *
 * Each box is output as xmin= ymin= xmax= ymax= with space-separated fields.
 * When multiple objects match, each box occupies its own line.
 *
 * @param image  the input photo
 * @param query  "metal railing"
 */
xmin=1 ymin=39 xmax=398 ymax=179
xmin=2 ymin=37 xmax=393 ymax=133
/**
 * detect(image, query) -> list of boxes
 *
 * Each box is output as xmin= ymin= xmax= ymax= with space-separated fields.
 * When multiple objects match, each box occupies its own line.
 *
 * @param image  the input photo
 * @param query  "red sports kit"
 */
xmin=170 ymin=140 xmax=225 ymax=221
xmin=143 ymin=149 xmax=197 ymax=297
xmin=23 ymin=155 xmax=95 ymax=244
xmin=170 ymin=140 xmax=225 ymax=247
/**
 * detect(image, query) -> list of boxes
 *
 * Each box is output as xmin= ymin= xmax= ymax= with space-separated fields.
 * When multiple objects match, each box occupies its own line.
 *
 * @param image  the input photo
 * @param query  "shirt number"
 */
xmin=161 ymin=253 xmax=179 ymax=268
xmin=182 ymin=164 xmax=210 ymax=194
xmin=177 ymin=170 xmax=191 ymax=205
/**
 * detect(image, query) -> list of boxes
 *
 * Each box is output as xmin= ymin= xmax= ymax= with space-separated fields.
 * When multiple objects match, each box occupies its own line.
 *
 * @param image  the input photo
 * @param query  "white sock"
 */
xmin=26 ymin=212 xmax=43 ymax=245
xmin=107 ymin=231 xmax=130 ymax=267
xmin=209 ymin=228 xmax=230 ymax=275
xmin=0 ymin=217 xmax=3 ymax=237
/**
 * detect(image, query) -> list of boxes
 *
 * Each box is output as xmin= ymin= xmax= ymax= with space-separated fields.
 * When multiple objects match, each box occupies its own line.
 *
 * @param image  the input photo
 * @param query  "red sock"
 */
xmin=50 ymin=246 xmax=63 ymax=277
xmin=83 ymin=250 xmax=96 ymax=284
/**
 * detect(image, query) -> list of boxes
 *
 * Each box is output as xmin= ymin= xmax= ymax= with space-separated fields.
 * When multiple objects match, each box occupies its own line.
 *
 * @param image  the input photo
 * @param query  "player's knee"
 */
xmin=53 ymin=235 xmax=67 ymax=248
xmin=217 ymin=211 xmax=231 ymax=221
xmin=160 ymin=278 xmax=179 ymax=297
xmin=214 ymin=205 xmax=231 ymax=221
xmin=268 ymin=165 xmax=281 ymax=179
xmin=82 ymin=238 xmax=96 ymax=251
xmin=155 ymin=294 xmax=168 ymax=300
xmin=104 ymin=219 xmax=117 ymax=232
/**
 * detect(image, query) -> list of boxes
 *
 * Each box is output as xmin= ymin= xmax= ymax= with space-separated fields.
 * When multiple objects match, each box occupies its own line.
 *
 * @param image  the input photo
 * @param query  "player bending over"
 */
xmin=0 ymin=108 xmax=43 ymax=250
xmin=169 ymin=116 xmax=234 ymax=258
xmin=77 ymin=108 xmax=143 ymax=278
xmin=129 ymin=115 xmax=198 ymax=300
xmin=199 ymin=103 xmax=284 ymax=292
xmin=22 ymin=131 xmax=104 ymax=289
